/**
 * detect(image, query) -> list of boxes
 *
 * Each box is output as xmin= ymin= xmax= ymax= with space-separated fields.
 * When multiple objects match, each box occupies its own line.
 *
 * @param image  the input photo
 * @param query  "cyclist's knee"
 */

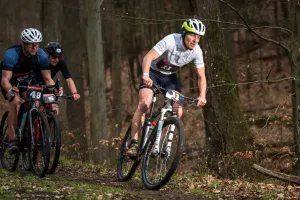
xmin=9 ymin=95 xmax=23 ymax=106
xmin=173 ymin=103 xmax=183 ymax=118
xmin=137 ymin=101 xmax=150 ymax=114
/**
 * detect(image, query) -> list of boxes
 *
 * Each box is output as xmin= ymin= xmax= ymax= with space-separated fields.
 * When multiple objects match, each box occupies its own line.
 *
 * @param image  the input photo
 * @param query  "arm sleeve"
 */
xmin=153 ymin=34 xmax=175 ymax=55
xmin=38 ymin=49 xmax=50 ymax=70
xmin=1 ymin=49 xmax=18 ymax=71
xmin=60 ymin=60 xmax=72 ymax=79
xmin=193 ymin=47 xmax=205 ymax=68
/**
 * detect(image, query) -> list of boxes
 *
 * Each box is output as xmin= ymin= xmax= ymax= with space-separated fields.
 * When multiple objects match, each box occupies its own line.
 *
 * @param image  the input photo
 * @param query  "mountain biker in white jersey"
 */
xmin=127 ymin=19 xmax=207 ymax=156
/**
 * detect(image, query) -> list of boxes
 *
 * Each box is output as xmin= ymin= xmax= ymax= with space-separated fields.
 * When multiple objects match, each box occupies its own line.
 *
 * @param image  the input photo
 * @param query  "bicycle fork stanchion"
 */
xmin=142 ymin=120 xmax=152 ymax=149
xmin=153 ymin=99 xmax=173 ymax=154
xmin=29 ymin=108 xmax=38 ymax=147
xmin=165 ymin=124 xmax=175 ymax=156
xmin=153 ymin=120 xmax=163 ymax=153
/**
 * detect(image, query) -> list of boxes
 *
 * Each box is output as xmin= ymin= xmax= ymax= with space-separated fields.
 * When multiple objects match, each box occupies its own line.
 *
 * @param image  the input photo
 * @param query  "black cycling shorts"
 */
xmin=139 ymin=68 xmax=181 ymax=92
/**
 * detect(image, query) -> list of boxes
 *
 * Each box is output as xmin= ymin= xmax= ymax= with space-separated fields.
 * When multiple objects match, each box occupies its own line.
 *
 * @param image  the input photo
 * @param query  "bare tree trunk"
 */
xmin=109 ymin=0 xmax=123 ymax=165
xmin=61 ymin=0 xmax=88 ymax=161
xmin=85 ymin=0 xmax=108 ymax=164
xmin=41 ymin=0 xmax=71 ymax=159
xmin=111 ymin=2 xmax=123 ymax=140
xmin=196 ymin=0 xmax=254 ymax=178
xmin=41 ymin=0 xmax=62 ymax=43
xmin=290 ymin=0 xmax=300 ymax=165
xmin=219 ymin=0 xmax=238 ymax=83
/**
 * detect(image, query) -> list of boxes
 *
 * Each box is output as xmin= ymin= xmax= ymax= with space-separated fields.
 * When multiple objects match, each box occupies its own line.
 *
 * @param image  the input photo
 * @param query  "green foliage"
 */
xmin=0 ymin=157 xmax=299 ymax=199
xmin=260 ymin=192 xmax=278 ymax=200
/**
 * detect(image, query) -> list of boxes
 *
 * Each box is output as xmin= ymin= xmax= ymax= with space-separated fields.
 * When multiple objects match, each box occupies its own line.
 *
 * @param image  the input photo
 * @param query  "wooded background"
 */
xmin=0 ymin=0 xmax=299 ymax=179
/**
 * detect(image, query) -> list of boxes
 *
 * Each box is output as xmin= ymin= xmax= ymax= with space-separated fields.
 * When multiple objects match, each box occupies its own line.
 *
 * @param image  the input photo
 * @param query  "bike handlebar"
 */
xmin=60 ymin=95 xmax=74 ymax=100
xmin=9 ymin=76 xmax=61 ymax=102
xmin=151 ymin=84 xmax=198 ymax=106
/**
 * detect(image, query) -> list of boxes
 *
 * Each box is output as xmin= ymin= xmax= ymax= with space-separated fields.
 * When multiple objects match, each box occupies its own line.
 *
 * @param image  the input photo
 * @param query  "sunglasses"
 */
xmin=50 ymin=55 xmax=62 ymax=60
xmin=25 ymin=43 xmax=39 ymax=48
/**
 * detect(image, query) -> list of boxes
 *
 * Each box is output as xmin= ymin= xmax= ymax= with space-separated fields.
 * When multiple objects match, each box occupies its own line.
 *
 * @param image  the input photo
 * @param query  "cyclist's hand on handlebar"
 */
xmin=72 ymin=93 xmax=80 ymax=100
xmin=7 ymin=87 xmax=19 ymax=98
xmin=197 ymin=96 xmax=206 ymax=107
xmin=53 ymin=87 xmax=63 ymax=96
xmin=142 ymin=75 xmax=153 ymax=87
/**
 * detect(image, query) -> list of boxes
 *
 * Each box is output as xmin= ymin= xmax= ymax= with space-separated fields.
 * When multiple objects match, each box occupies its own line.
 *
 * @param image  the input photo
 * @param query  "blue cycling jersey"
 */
xmin=1 ymin=45 xmax=50 ymax=75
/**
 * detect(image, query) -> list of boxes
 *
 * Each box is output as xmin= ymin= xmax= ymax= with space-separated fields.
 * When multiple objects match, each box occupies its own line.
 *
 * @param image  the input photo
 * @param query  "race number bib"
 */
xmin=156 ymin=58 xmax=179 ymax=72
xmin=165 ymin=90 xmax=185 ymax=105
xmin=28 ymin=91 xmax=42 ymax=100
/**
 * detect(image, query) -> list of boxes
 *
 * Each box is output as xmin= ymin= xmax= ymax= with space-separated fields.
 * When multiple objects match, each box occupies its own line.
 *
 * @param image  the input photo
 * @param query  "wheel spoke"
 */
xmin=142 ymin=117 xmax=184 ymax=190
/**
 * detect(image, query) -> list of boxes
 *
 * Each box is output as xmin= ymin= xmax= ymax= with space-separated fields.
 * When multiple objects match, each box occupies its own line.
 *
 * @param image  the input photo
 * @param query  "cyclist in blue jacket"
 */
xmin=0 ymin=28 xmax=56 ymax=154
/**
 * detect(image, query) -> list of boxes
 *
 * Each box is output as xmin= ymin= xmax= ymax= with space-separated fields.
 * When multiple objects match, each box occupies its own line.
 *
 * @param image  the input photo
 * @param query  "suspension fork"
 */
xmin=29 ymin=107 xmax=38 ymax=146
xmin=153 ymin=99 xmax=173 ymax=153
xmin=164 ymin=112 xmax=177 ymax=156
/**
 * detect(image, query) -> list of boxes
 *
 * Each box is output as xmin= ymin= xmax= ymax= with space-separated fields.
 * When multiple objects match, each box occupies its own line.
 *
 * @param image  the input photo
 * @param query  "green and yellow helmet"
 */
xmin=181 ymin=19 xmax=205 ymax=36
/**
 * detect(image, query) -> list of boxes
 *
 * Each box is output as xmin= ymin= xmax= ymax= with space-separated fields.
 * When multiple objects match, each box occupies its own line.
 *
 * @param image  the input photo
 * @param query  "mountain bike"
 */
xmin=117 ymin=84 xmax=197 ymax=190
xmin=40 ymin=79 xmax=74 ymax=174
xmin=0 ymin=76 xmax=57 ymax=177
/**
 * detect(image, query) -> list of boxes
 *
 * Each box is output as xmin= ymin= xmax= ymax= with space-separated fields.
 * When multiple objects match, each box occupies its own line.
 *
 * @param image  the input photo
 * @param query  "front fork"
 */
xmin=153 ymin=100 xmax=175 ymax=155
xmin=29 ymin=108 xmax=39 ymax=148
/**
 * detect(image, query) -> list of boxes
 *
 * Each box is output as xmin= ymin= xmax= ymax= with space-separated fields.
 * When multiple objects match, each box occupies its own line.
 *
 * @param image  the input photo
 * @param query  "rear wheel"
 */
xmin=28 ymin=111 xmax=50 ymax=178
xmin=117 ymin=125 xmax=140 ymax=181
xmin=0 ymin=111 xmax=19 ymax=172
xmin=47 ymin=113 xmax=61 ymax=174
xmin=142 ymin=117 xmax=184 ymax=190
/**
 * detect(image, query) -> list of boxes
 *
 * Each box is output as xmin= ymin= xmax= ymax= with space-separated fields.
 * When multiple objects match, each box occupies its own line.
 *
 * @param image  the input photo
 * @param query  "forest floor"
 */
xmin=0 ymin=157 xmax=299 ymax=200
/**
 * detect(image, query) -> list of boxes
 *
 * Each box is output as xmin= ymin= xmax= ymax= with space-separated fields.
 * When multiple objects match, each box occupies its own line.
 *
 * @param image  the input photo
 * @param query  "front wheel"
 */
xmin=47 ymin=113 xmax=61 ymax=174
xmin=117 ymin=124 xmax=140 ymax=181
xmin=0 ymin=111 xmax=19 ymax=172
xmin=28 ymin=111 xmax=50 ymax=178
xmin=142 ymin=117 xmax=184 ymax=190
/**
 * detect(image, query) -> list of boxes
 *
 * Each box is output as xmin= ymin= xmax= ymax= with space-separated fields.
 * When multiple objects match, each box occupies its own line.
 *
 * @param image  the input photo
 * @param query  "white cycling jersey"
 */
xmin=151 ymin=33 xmax=204 ymax=75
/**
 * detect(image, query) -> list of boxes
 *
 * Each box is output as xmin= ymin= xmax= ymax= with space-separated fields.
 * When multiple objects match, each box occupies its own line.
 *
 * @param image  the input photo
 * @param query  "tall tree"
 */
xmin=85 ymin=0 xmax=108 ymax=164
xmin=106 ymin=0 xmax=123 ymax=164
xmin=289 ymin=0 xmax=300 ymax=164
xmin=42 ymin=0 xmax=62 ymax=43
xmin=110 ymin=0 xmax=123 ymax=143
xmin=41 ymin=0 xmax=71 ymax=151
xmin=61 ymin=0 xmax=88 ymax=160
xmin=196 ymin=0 xmax=254 ymax=178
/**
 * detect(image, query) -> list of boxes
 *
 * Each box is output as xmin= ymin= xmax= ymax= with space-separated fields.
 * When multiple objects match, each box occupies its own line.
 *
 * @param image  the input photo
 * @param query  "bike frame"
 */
xmin=138 ymin=88 xmax=177 ymax=158
xmin=14 ymin=77 xmax=59 ymax=151
xmin=19 ymin=86 xmax=46 ymax=150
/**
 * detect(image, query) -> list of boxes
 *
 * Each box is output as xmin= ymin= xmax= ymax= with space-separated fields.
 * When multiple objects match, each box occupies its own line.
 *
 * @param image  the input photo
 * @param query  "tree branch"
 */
xmin=253 ymin=164 xmax=300 ymax=185
xmin=219 ymin=0 xmax=291 ymax=53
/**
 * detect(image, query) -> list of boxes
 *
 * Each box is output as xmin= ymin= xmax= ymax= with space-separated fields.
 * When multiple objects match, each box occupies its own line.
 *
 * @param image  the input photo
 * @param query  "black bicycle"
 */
xmin=41 ymin=79 xmax=74 ymax=174
xmin=0 ymin=76 xmax=57 ymax=177
xmin=117 ymin=85 xmax=197 ymax=190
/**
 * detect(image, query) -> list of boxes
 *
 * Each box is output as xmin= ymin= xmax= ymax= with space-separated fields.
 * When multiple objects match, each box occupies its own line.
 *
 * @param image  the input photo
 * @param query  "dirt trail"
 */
xmin=1 ymin=162 xmax=299 ymax=199
xmin=53 ymin=165 xmax=213 ymax=200
xmin=0 ymin=162 xmax=214 ymax=200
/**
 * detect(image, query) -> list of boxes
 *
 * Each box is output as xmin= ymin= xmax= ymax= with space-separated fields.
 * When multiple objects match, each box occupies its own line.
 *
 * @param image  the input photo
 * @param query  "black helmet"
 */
xmin=44 ymin=42 xmax=63 ymax=55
